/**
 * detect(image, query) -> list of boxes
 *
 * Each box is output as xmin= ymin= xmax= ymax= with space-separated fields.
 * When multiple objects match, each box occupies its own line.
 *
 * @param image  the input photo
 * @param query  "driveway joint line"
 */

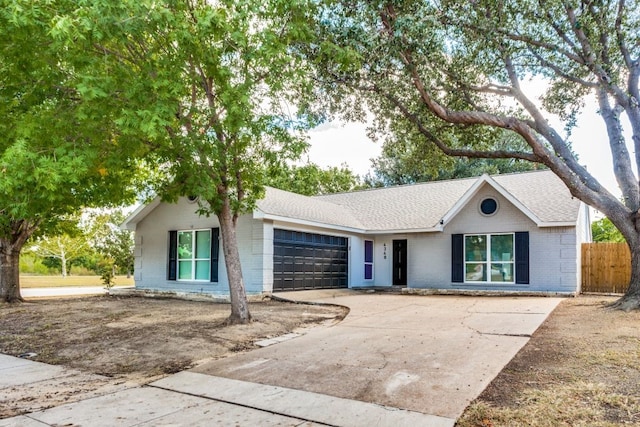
xmin=479 ymin=332 xmax=532 ymax=338
xmin=471 ymin=311 xmax=550 ymax=315
xmin=127 ymin=400 xmax=208 ymax=427
xmin=147 ymin=383 xmax=336 ymax=427
xmin=21 ymin=414 xmax=50 ymax=426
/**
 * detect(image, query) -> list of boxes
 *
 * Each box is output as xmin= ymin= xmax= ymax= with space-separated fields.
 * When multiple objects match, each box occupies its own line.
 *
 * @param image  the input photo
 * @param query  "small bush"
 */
xmin=97 ymin=259 xmax=116 ymax=289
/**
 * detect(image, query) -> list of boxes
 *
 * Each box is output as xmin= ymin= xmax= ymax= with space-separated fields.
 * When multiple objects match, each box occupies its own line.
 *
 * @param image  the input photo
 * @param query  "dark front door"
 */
xmin=392 ymin=239 xmax=407 ymax=287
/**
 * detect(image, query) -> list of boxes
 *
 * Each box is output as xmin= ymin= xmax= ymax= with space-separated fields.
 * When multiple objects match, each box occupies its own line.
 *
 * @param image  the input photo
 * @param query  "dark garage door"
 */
xmin=273 ymin=229 xmax=348 ymax=291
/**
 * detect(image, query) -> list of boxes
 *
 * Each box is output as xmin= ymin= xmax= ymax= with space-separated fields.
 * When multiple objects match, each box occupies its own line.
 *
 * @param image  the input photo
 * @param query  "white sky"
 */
xmin=307 ymin=95 xmax=627 ymax=198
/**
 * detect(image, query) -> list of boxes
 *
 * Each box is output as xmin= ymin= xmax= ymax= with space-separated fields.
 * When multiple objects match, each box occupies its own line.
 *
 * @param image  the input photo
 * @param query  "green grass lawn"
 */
xmin=20 ymin=275 xmax=134 ymax=288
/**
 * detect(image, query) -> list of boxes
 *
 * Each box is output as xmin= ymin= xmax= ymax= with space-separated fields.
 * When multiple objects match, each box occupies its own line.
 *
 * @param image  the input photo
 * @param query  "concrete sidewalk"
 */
xmin=0 ymin=354 xmax=448 ymax=426
xmin=22 ymin=286 xmax=108 ymax=297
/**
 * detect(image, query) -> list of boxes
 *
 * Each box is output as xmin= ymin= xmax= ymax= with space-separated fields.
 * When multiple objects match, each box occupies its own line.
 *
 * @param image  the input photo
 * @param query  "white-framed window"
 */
xmin=177 ymin=229 xmax=211 ymax=281
xmin=464 ymin=233 xmax=514 ymax=283
xmin=364 ymin=240 xmax=374 ymax=280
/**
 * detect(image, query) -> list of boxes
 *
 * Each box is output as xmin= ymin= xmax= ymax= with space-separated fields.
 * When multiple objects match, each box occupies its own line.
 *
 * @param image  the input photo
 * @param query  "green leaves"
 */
xmin=592 ymin=217 xmax=626 ymax=243
xmin=268 ymin=163 xmax=361 ymax=196
xmin=73 ymin=0 xmax=320 ymax=217
xmin=0 ymin=0 xmax=147 ymax=244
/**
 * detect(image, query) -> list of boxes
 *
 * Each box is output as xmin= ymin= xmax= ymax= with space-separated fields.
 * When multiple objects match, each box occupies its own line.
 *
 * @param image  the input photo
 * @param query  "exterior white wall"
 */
xmin=404 ymin=185 xmax=581 ymax=293
xmin=573 ymin=203 xmax=592 ymax=293
xmin=373 ymin=236 xmax=393 ymax=287
xmin=132 ymin=198 xmax=266 ymax=296
xmin=260 ymin=220 xmax=274 ymax=293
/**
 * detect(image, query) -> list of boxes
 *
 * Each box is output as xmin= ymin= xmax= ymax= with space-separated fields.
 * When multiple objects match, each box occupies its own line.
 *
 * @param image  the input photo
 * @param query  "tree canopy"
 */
xmin=268 ymin=163 xmax=361 ymax=195
xmin=0 ymin=1 xmax=147 ymax=302
xmin=367 ymin=131 xmax=544 ymax=186
xmin=55 ymin=0 xmax=318 ymax=322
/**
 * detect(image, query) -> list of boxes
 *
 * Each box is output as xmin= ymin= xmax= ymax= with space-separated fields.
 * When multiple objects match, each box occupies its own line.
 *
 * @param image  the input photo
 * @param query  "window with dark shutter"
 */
xmin=364 ymin=240 xmax=374 ymax=280
xmin=167 ymin=230 xmax=177 ymax=280
xmin=452 ymin=234 xmax=464 ymax=282
xmin=515 ymin=232 xmax=530 ymax=284
xmin=210 ymin=228 xmax=220 ymax=282
xmin=168 ymin=229 xmax=219 ymax=282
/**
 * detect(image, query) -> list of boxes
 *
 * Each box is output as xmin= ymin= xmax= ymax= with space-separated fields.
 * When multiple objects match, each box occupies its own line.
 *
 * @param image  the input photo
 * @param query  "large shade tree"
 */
xmin=0 ymin=1 xmax=145 ymax=302
xmin=313 ymin=0 xmax=640 ymax=309
xmin=367 ymin=131 xmax=544 ymax=186
xmin=63 ymin=0 xmax=316 ymax=323
xmin=268 ymin=163 xmax=361 ymax=195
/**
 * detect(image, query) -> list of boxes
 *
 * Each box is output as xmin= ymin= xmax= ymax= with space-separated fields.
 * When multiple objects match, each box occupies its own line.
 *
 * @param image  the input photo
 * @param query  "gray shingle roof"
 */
xmin=492 ymin=171 xmax=580 ymax=223
xmin=256 ymin=170 xmax=581 ymax=232
xmin=315 ymin=177 xmax=475 ymax=231
xmin=256 ymin=187 xmax=364 ymax=230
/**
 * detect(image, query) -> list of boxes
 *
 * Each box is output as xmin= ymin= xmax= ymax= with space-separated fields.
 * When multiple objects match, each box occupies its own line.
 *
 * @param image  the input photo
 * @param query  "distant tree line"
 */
xmin=22 ymin=210 xmax=133 ymax=278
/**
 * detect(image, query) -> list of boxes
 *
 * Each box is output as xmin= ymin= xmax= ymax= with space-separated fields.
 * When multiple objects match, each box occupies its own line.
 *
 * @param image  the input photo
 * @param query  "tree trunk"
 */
xmin=0 ymin=240 xmax=24 ymax=303
xmin=611 ymin=240 xmax=640 ymax=311
xmin=61 ymin=252 xmax=68 ymax=277
xmin=0 ymin=220 xmax=39 ymax=303
xmin=217 ymin=201 xmax=252 ymax=325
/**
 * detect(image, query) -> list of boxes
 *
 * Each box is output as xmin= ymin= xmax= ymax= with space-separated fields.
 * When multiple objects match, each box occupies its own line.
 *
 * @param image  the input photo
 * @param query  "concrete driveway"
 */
xmin=186 ymin=290 xmax=561 ymax=422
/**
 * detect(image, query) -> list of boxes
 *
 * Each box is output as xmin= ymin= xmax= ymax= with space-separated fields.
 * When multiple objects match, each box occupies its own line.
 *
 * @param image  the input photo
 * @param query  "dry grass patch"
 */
xmin=19 ymin=275 xmax=134 ymax=288
xmin=457 ymin=296 xmax=640 ymax=427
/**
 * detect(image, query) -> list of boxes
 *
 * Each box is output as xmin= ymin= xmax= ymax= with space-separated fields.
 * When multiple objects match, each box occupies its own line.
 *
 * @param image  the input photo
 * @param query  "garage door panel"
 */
xmin=273 ymin=229 xmax=348 ymax=292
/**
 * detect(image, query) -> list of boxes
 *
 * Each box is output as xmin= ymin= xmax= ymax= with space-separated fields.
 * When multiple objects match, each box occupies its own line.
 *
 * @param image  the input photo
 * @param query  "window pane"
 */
xmin=466 ymin=263 xmax=486 ymax=281
xmin=364 ymin=264 xmax=373 ymax=280
xmin=178 ymin=260 xmax=192 ymax=279
xmin=195 ymin=260 xmax=210 ymax=280
xmin=195 ymin=230 xmax=211 ymax=258
xmin=491 ymin=235 xmax=514 ymax=262
xmin=491 ymin=263 xmax=513 ymax=282
xmin=465 ymin=235 xmax=486 ymax=261
xmin=178 ymin=232 xmax=193 ymax=259
xmin=364 ymin=240 xmax=373 ymax=263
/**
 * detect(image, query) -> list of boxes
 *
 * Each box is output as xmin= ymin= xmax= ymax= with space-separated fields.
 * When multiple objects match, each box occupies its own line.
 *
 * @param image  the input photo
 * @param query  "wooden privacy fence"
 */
xmin=581 ymin=242 xmax=631 ymax=293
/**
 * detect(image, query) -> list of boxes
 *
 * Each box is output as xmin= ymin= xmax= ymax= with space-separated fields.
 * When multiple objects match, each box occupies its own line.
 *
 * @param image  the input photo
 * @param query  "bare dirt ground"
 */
xmin=457 ymin=295 xmax=640 ymax=426
xmin=0 ymin=295 xmax=347 ymax=419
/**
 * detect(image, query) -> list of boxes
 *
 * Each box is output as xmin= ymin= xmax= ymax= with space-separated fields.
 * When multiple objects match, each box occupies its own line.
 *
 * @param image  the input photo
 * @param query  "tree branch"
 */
xmin=377 ymin=1 xmax=622 ymax=216
xmin=565 ymin=4 xmax=629 ymax=106
xmin=597 ymin=87 xmax=640 ymax=209
xmin=615 ymin=0 xmax=633 ymax=70
xmin=375 ymin=85 xmax=539 ymax=162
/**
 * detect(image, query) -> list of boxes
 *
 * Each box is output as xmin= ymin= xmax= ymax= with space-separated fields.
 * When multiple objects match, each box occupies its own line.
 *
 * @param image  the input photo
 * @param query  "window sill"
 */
xmin=176 ymin=280 xmax=217 ymax=284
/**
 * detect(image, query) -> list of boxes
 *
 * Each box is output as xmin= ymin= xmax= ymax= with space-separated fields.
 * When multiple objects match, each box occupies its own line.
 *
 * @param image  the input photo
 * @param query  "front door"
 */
xmin=392 ymin=239 xmax=407 ymax=287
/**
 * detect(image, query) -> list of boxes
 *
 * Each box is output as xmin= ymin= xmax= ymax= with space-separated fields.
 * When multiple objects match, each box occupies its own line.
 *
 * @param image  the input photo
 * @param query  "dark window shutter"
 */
xmin=452 ymin=234 xmax=464 ymax=283
xmin=210 ymin=228 xmax=220 ymax=282
xmin=515 ymin=232 xmax=530 ymax=284
xmin=167 ymin=230 xmax=177 ymax=280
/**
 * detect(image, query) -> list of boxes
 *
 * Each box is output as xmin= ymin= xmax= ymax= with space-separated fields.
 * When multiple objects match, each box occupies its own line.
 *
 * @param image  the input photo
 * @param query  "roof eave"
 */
xmin=255 ymin=211 xmax=366 ymax=234
xmin=537 ymin=221 xmax=577 ymax=227
xmin=121 ymin=197 xmax=161 ymax=230
xmin=363 ymin=225 xmax=444 ymax=234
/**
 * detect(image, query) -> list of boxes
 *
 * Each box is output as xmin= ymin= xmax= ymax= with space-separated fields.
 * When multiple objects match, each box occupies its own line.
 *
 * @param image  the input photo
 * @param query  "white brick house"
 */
xmin=123 ymin=170 xmax=591 ymax=296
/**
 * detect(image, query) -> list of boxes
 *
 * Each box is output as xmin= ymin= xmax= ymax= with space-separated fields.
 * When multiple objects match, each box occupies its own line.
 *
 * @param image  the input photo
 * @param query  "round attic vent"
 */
xmin=187 ymin=195 xmax=199 ymax=203
xmin=480 ymin=197 xmax=498 ymax=216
